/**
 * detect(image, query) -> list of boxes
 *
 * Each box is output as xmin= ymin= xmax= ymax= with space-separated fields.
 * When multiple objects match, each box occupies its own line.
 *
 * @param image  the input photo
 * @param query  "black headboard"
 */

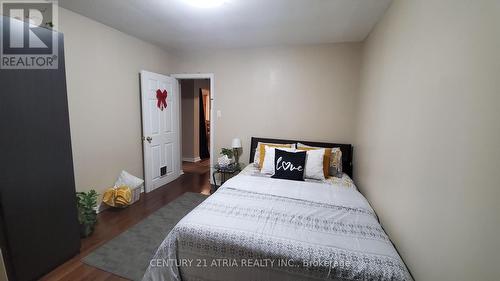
xmin=249 ymin=137 xmax=353 ymax=177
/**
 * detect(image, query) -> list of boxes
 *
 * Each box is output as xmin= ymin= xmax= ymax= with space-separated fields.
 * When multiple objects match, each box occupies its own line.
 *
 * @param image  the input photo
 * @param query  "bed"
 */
xmin=142 ymin=137 xmax=412 ymax=281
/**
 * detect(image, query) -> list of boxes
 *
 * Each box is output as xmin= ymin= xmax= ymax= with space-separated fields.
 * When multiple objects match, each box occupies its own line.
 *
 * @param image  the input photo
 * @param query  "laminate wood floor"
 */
xmin=40 ymin=160 xmax=211 ymax=281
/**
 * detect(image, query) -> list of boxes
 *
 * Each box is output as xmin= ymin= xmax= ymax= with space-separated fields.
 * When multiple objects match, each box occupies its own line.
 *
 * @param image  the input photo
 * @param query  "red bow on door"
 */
xmin=156 ymin=89 xmax=168 ymax=110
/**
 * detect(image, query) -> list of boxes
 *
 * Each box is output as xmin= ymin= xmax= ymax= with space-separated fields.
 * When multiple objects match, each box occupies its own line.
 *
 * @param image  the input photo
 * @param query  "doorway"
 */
xmin=173 ymin=74 xmax=215 ymax=184
xmin=140 ymin=72 xmax=216 ymax=193
xmin=179 ymin=79 xmax=211 ymax=166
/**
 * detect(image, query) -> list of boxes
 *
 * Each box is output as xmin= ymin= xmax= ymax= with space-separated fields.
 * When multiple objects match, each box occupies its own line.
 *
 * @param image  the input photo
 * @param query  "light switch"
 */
xmin=217 ymin=110 xmax=222 ymax=118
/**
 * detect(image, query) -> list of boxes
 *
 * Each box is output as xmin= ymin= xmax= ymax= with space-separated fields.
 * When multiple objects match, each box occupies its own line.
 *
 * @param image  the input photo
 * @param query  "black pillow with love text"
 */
xmin=271 ymin=149 xmax=306 ymax=181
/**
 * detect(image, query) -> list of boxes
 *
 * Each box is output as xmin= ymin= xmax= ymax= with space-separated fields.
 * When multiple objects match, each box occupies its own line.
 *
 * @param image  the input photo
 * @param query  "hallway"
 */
xmin=182 ymin=159 xmax=211 ymax=195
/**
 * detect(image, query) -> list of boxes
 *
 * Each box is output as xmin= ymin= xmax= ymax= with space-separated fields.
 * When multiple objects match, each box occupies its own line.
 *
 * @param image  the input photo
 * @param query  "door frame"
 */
xmin=171 ymin=73 xmax=215 ymax=184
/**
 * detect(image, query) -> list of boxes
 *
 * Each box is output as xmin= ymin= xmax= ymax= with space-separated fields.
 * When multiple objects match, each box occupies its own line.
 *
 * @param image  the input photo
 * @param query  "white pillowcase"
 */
xmin=261 ymin=146 xmax=297 ymax=175
xmin=261 ymin=146 xmax=325 ymax=180
xmin=114 ymin=170 xmax=144 ymax=189
xmin=302 ymin=148 xmax=325 ymax=180
xmin=297 ymin=142 xmax=343 ymax=177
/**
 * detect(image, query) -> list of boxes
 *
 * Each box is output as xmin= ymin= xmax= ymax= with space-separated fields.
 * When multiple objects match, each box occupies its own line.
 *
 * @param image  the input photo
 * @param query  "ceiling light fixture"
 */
xmin=184 ymin=0 xmax=226 ymax=8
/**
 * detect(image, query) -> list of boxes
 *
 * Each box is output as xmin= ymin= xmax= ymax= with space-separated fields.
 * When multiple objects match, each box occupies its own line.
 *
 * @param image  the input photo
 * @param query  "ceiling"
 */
xmin=59 ymin=0 xmax=392 ymax=51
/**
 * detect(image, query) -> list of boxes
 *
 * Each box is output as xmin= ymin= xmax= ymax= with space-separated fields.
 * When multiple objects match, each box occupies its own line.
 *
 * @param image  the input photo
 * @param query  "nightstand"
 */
xmin=211 ymin=163 xmax=241 ymax=193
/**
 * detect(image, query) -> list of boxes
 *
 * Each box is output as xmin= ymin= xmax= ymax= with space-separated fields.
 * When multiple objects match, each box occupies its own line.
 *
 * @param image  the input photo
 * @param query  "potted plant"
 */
xmin=76 ymin=189 xmax=98 ymax=238
xmin=218 ymin=148 xmax=234 ymax=167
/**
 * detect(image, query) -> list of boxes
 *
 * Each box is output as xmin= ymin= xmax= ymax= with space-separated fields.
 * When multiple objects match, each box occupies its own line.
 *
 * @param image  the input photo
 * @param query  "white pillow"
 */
xmin=297 ymin=142 xmax=343 ymax=177
xmin=114 ymin=170 xmax=144 ymax=189
xmin=261 ymin=146 xmax=297 ymax=175
xmin=302 ymin=148 xmax=326 ymax=180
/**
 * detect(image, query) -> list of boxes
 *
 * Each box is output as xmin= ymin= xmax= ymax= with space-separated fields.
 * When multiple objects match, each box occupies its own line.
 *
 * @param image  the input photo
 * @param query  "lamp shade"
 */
xmin=231 ymin=138 xmax=242 ymax=148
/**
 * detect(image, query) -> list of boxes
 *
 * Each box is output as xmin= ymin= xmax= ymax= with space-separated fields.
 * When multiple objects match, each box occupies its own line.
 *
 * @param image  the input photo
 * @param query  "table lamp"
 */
xmin=231 ymin=138 xmax=242 ymax=164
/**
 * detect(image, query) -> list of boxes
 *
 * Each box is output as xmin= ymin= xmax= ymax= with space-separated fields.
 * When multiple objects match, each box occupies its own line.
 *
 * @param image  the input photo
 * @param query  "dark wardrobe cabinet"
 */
xmin=0 ymin=29 xmax=81 ymax=280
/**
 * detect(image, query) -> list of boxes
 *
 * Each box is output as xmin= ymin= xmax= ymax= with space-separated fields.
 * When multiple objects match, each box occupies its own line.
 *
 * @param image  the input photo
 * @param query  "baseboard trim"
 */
xmin=182 ymin=157 xmax=201 ymax=163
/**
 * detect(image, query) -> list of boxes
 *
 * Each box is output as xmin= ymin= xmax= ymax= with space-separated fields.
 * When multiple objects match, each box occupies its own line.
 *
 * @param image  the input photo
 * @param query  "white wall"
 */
xmin=354 ymin=1 xmax=500 ymax=280
xmin=175 ymin=43 xmax=362 ymax=163
xmin=59 ymin=8 xmax=177 ymax=196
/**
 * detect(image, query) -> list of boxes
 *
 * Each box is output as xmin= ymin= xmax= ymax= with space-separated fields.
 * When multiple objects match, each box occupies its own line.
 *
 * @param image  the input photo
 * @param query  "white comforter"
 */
xmin=143 ymin=174 xmax=412 ymax=281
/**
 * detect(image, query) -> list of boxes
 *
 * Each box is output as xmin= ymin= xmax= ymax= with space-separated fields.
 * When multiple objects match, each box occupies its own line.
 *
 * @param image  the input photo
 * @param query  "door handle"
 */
xmin=145 ymin=136 xmax=152 ymax=143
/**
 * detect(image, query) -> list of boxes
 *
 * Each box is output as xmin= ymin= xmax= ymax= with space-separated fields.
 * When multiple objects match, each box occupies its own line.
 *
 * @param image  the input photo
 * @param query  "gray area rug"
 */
xmin=82 ymin=192 xmax=208 ymax=281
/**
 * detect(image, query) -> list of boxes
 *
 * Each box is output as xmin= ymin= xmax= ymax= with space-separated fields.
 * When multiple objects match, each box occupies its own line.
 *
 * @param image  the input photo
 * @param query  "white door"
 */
xmin=140 ymin=70 xmax=180 ymax=192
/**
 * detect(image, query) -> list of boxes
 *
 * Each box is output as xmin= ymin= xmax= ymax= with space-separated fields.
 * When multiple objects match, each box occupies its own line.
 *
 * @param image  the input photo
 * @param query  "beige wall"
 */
xmin=57 ymin=4 xmax=500 ymax=279
xmin=354 ymin=1 xmax=500 ymax=280
xmin=59 ymin=8 xmax=177 ymax=196
xmin=58 ymin=10 xmax=361 ymax=195
xmin=176 ymin=44 xmax=362 ymax=163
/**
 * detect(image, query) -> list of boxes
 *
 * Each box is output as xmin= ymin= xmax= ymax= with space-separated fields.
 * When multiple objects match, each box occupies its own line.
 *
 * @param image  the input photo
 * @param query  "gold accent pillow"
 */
xmin=254 ymin=142 xmax=295 ymax=166
xmin=258 ymin=143 xmax=294 ymax=168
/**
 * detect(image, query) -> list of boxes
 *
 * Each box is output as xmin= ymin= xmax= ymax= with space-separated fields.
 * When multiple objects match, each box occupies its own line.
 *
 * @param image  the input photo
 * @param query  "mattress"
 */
xmin=142 ymin=166 xmax=412 ymax=281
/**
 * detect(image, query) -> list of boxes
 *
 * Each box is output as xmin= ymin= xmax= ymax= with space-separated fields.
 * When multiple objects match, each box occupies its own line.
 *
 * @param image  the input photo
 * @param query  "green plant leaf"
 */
xmin=76 ymin=189 xmax=99 ymax=228
xmin=220 ymin=148 xmax=233 ymax=158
